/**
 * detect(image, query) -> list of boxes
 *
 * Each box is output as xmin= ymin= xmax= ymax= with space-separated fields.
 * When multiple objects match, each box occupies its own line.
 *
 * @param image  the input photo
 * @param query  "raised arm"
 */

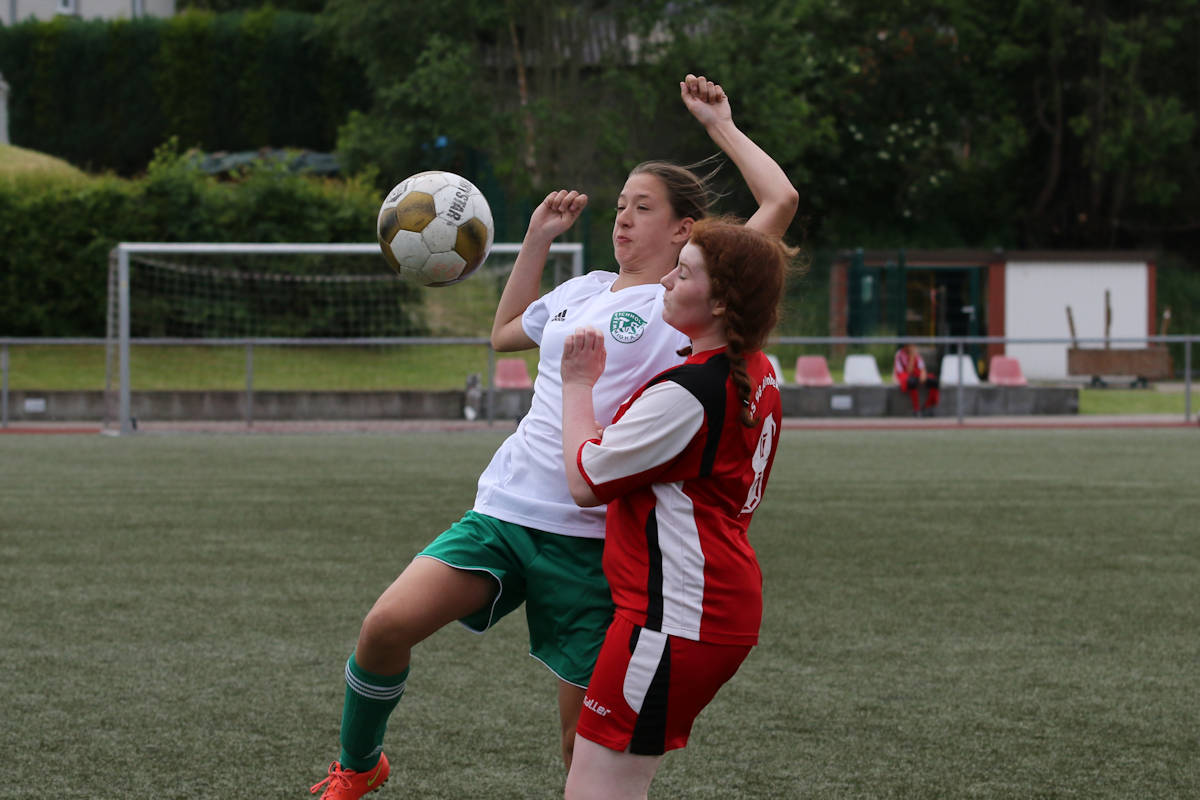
xmin=491 ymin=189 xmax=589 ymax=351
xmin=680 ymin=74 xmax=799 ymax=238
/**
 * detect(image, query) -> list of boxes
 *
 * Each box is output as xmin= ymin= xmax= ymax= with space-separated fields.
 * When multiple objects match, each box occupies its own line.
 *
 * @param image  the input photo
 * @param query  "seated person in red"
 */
xmin=894 ymin=343 xmax=939 ymax=416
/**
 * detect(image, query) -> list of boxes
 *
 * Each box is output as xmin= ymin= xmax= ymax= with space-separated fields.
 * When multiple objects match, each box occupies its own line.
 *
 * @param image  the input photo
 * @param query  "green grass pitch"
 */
xmin=2 ymin=429 xmax=1198 ymax=799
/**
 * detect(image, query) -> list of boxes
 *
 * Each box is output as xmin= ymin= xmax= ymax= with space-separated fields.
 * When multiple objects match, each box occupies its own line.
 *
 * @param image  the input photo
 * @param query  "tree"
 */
xmin=321 ymin=1 xmax=683 ymax=244
xmin=322 ymin=0 xmax=1200 ymax=261
xmin=981 ymin=0 xmax=1198 ymax=249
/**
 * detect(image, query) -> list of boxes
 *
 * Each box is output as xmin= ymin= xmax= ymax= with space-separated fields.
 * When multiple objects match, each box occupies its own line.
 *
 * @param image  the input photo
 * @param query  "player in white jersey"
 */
xmin=310 ymin=74 xmax=798 ymax=800
xmin=474 ymin=269 xmax=691 ymax=538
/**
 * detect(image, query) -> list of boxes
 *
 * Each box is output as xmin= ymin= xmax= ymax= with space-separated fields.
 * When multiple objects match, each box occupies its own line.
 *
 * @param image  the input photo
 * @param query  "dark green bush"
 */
xmin=0 ymin=11 xmax=369 ymax=175
xmin=1157 ymin=254 xmax=1200 ymax=376
xmin=0 ymin=147 xmax=401 ymax=337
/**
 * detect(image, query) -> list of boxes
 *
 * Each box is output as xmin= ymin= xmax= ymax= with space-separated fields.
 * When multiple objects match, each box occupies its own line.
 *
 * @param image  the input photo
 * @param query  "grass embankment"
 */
xmin=0 ymin=143 xmax=89 ymax=187
xmin=1 ymin=344 xmax=538 ymax=392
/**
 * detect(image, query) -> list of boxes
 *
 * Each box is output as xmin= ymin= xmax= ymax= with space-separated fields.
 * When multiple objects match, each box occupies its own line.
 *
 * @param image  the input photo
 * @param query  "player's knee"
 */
xmin=358 ymin=603 xmax=420 ymax=656
xmin=563 ymin=771 xmax=596 ymax=800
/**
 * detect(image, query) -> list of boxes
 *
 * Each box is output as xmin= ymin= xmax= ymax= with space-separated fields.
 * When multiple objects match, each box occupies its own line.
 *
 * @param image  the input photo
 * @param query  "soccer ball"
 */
xmin=377 ymin=170 xmax=495 ymax=287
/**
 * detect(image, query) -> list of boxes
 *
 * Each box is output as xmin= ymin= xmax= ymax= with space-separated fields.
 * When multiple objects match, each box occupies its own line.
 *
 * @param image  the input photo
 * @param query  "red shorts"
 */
xmin=575 ymin=613 xmax=753 ymax=756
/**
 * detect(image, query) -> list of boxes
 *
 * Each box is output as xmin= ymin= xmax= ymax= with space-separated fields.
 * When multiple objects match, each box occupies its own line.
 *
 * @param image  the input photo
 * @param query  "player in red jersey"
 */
xmin=894 ymin=343 xmax=939 ymax=416
xmin=559 ymin=216 xmax=797 ymax=799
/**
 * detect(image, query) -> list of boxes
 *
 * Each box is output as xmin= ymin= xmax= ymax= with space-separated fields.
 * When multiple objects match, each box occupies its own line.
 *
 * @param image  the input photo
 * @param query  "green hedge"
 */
xmin=1157 ymin=254 xmax=1200 ymax=375
xmin=0 ymin=10 xmax=368 ymax=175
xmin=0 ymin=146 xmax=398 ymax=337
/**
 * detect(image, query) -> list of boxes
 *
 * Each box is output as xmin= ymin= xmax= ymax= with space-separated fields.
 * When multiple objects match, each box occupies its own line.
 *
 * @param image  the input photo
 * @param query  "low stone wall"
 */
xmin=1 ymin=390 xmax=440 ymax=423
xmin=783 ymin=385 xmax=1079 ymax=417
xmin=2 ymin=385 xmax=1077 ymax=424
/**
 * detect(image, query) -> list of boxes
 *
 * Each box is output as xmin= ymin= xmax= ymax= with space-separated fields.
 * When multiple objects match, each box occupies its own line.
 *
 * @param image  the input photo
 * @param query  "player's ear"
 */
xmin=672 ymin=217 xmax=695 ymax=244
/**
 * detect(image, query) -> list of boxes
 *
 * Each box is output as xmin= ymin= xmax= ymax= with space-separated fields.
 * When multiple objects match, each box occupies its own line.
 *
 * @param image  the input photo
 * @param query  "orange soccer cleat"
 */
xmin=310 ymin=753 xmax=390 ymax=799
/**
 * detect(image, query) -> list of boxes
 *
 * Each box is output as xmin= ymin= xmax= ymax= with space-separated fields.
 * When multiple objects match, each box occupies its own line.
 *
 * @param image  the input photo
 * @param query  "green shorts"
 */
xmin=416 ymin=510 xmax=613 ymax=687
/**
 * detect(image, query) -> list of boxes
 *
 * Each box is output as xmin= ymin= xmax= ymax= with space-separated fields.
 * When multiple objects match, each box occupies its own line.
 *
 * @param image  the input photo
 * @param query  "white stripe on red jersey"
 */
xmin=577 ymin=347 xmax=782 ymax=645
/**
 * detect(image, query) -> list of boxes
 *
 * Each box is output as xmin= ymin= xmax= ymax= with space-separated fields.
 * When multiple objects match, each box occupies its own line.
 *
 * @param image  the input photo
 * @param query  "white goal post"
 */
xmin=108 ymin=241 xmax=585 ymax=435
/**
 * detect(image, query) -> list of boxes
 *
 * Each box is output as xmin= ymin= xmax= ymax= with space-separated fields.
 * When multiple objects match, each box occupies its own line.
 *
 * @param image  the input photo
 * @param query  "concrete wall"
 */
xmin=779 ymin=385 xmax=1077 ymax=418
xmin=1005 ymin=260 xmax=1149 ymax=380
xmin=2 ymin=385 xmax=1078 ymax=424
xmin=2 ymin=389 xmax=468 ymax=423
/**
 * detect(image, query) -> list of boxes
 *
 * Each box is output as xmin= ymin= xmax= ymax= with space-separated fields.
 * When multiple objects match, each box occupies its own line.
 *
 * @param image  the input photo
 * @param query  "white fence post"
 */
xmin=118 ymin=247 xmax=133 ymax=435
xmin=1 ymin=344 xmax=8 ymax=428
xmin=1185 ymin=340 xmax=1193 ymax=422
xmin=0 ymin=71 xmax=9 ymax=145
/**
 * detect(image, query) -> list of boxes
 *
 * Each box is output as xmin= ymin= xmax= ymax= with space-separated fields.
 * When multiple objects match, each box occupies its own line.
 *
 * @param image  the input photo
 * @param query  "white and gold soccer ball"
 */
xmin=377 ymin=170 xmax=495 ymax=286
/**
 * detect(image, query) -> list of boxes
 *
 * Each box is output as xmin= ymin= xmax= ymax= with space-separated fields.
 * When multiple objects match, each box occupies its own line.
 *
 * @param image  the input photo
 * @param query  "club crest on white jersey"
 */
xmin=609 ymin=311 xmax=647 ymax=343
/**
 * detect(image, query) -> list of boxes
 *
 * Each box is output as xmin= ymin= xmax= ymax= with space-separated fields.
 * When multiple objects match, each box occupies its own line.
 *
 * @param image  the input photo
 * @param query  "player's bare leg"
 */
xmin=312 ymin=559 xmax=498 ymax=798
xmin=557 ymin=681 xmax=587 ymax=770
xmin=563 ymin=736 xmax=662 ymax=800
xmin=355 ymin=556 xmax=496 ymax=674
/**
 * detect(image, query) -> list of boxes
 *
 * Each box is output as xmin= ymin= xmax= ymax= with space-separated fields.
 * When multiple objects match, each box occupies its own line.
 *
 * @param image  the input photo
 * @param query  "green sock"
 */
xmin=339 ymin=653 xmax=409 ymax=772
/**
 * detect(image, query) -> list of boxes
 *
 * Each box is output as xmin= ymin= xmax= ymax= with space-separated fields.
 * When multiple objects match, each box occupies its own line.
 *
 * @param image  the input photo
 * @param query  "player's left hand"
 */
xmin=680 ymin=73 xmax=732 ymax=128
xmin=528 ymin=189 xmax=588 ymax=242
xmin=561 ymin=327 xmax=607 ymax=389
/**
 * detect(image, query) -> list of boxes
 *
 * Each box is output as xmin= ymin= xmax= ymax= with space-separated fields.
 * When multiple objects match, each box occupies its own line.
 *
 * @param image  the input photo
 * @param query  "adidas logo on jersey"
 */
xmin=550 ymin=308 xmax=568 ymax=322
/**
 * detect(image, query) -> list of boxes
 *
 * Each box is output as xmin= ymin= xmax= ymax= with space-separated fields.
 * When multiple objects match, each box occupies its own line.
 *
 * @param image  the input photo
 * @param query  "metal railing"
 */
xmin=773 ymin=334 xmax=1194 ymax=425
xmin=0 ymin=336 xmax=515 ymax=429
xmin=2 ymin=334 xmax=1196 ymax=429
xmin=1 ymin=337 xmax=108 ymax=429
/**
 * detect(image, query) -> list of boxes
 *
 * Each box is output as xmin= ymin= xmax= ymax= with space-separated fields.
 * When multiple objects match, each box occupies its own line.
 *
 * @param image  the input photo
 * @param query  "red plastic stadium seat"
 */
xmin=494 ymin=357 xmax=534 ymax=389
xmin=988 ymin=355 xmax=1028 ymax=386
xmin=794 ymin=355 xmax=834 ymax=387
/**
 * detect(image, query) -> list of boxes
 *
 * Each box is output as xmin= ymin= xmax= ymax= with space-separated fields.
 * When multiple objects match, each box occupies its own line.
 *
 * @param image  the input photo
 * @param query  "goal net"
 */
xmin=105 ymin=242 xmax=583 ymax=433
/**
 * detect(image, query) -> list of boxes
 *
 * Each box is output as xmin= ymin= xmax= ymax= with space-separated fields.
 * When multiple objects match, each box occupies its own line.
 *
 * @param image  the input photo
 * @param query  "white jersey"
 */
xmin=473 ymin=270 xmax=690 ymax=539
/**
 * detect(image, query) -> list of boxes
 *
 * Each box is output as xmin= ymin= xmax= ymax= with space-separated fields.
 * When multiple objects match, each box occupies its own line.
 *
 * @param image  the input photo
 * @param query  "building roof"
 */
xmin=835 ymin=248 xmax=1157 ymax=267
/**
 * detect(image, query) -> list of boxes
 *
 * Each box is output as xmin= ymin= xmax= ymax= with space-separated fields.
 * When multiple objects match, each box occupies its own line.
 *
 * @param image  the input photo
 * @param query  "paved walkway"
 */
xmin=780 ymin=414 xmax=1197 ymax=430
xmin=2 ymin=414 xmax=1196 ymax=435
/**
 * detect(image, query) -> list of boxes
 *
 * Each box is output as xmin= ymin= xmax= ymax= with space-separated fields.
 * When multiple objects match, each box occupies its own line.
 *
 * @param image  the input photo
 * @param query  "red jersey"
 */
xmin=576 ymin=347 xmax=782 ymax=646
xmin=893 ymin=347 xmax=926 ymax=383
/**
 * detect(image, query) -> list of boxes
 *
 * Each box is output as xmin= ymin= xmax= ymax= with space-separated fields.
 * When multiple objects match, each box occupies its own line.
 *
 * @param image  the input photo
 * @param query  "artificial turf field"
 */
xmin=2 ymin=428 xmax=1197 ymax=799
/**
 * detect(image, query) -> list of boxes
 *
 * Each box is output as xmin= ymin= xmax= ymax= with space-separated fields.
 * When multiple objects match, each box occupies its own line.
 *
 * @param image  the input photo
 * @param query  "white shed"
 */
xmin=829 ymin=249 xmax=1159 ymax=382
xmin=1002 ymin=253 xmax=1156 ymax=380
